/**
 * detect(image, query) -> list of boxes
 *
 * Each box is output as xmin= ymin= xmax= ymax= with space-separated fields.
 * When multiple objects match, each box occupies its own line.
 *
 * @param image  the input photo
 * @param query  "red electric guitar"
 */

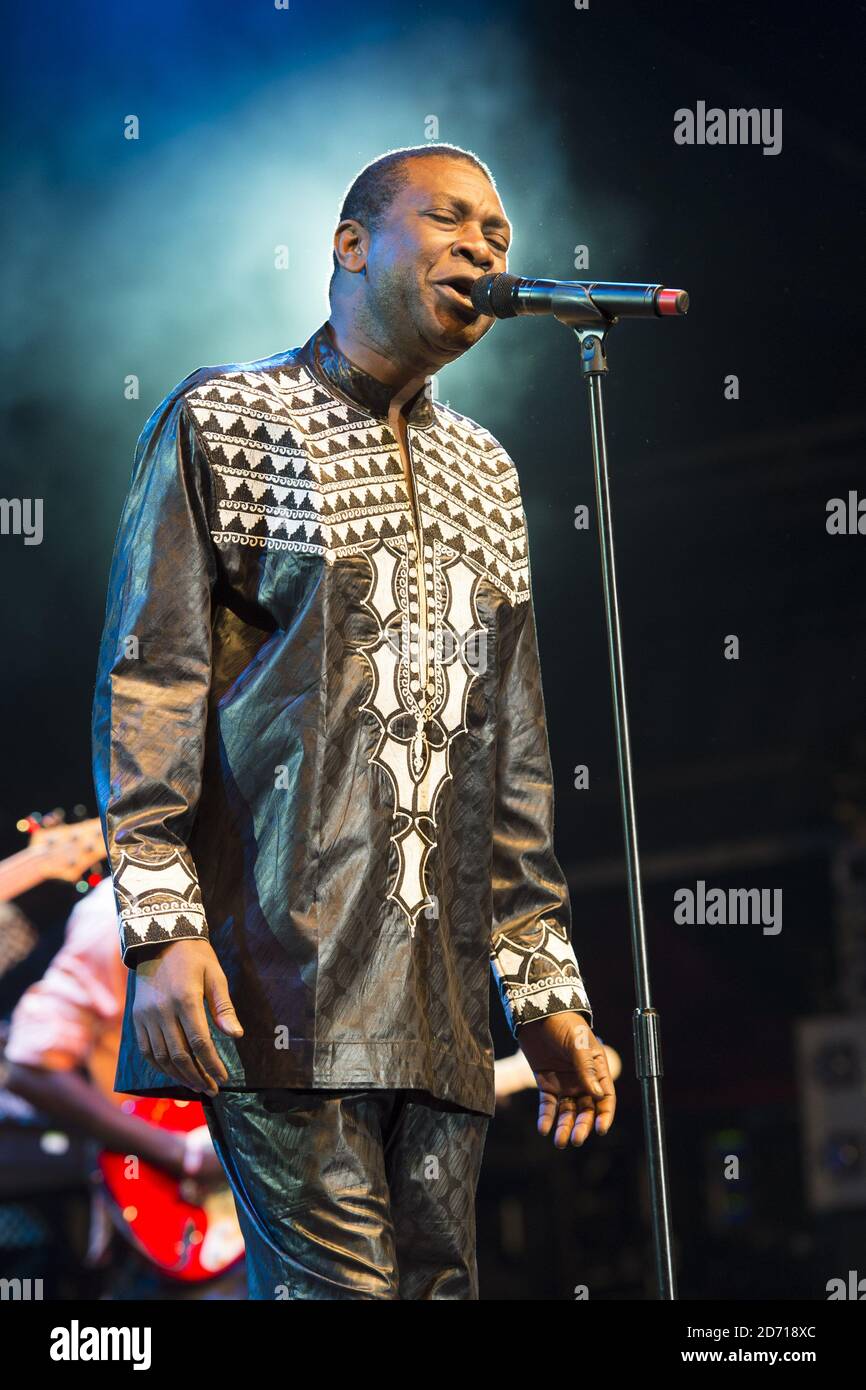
xmin=97 ymin=1098 xmax=245 ymax=1282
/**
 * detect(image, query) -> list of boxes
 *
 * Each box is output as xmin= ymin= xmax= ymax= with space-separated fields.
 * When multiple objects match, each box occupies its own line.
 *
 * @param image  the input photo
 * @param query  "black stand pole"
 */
xmin=574 ymin=322 xmax=678 ymax=1300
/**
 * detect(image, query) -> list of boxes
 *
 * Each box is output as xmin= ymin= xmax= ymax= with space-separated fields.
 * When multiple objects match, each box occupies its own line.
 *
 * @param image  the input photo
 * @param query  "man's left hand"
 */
xmin=518 ymin=1012 xmax=616 ymax=1148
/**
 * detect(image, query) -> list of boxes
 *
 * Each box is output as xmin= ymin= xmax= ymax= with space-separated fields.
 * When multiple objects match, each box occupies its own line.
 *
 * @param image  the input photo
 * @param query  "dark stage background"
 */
xmin=1 ymin=0 xmax=864 ymax=1300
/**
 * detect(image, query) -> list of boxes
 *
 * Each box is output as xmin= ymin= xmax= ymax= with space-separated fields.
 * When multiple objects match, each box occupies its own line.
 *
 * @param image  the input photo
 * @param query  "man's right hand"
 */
xmin=132 ymin=939 xmax=243 ymax=1096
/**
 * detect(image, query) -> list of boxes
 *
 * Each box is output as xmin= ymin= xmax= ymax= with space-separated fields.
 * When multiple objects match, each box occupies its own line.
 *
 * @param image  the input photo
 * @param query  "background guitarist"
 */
xmin=3 ymin=859 xmax=246 ymax=1299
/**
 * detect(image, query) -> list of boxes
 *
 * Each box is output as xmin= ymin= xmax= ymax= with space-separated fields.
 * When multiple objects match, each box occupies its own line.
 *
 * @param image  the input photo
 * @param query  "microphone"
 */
xmin=470 ymin=273 xmax=689 ymax=326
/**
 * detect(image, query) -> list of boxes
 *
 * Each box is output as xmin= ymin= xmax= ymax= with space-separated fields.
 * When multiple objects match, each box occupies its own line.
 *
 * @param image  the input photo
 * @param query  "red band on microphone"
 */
xmin=656 ymin=288 xmax=688 ymax=316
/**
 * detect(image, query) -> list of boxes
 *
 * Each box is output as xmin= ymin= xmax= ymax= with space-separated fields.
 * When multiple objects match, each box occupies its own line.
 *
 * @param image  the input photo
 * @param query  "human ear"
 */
xmin=333 ymin=219 xmax=368 ymax=274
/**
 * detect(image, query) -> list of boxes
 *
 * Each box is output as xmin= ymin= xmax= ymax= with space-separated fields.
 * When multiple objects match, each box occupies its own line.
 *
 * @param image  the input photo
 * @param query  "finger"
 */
xmin=571 ymin=1043 xmax=606 ymax=1100
xmin=589 ymin=1052 xmax=617 ymax=1133
xmin=570 ymin=1103 xmax=597 ymax=1147
xmin=178 ymin=997 xmax=227 ymax=1092
xmin=160 ymin=1016 xmax=212 ymax=1094
xmin=136 ymin=1018 xmax=160 ymax=1073
xmin=594 ymin=1090 xmax=617 ymax=1135
xmin=553 ymin=1100 xmax=578 ymax=1149
xmin=204 ymin=963 xmax=244 ymax=1039
xmin=537 ymin=1090 xmax=558 ymax=1137
xmin=134 ymin=1017 xmax=156 ymax=1067
xmin=188 ymin=1035 xmax=224 ymax=1095
xmin=594 ymin=1045 xmax=616 ymax=1088
xmin=142 ymin=1018 xmax=195 ymax=1091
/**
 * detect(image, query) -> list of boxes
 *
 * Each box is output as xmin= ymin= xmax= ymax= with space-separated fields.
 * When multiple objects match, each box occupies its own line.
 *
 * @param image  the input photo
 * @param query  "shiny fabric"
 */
xmin=202 ymin=1088 xmax=487 ymax=1300
xmin=92 ymin=320 xmax=593 ymax=1115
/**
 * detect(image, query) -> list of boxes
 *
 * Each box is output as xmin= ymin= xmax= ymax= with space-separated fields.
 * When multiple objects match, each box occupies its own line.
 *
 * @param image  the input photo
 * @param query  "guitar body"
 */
xmin=97 ymin=1097 xmax=245 ymax=1282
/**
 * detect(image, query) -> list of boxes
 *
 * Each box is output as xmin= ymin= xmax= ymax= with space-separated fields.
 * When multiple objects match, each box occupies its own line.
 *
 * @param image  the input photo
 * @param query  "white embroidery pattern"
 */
xmin=185 ymin=361 xmax=531 ymax=605
xmin=356 ymin=535 xmax=486 ymax=931
xmin=113 ymin=848 xmax=207 ymax=955
xmin=491 ymin=917 xmax=592 ymax=1032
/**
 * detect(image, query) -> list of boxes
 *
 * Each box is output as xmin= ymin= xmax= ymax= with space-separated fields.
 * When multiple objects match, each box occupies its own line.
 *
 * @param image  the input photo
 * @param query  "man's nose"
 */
xmin=451 ymin=237 xmax=496 ymax=270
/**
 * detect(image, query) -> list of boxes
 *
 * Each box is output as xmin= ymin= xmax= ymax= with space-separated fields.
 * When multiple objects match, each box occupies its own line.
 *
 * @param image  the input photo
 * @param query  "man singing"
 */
xmin=92 ymin=142 xmax=616 ymax=1300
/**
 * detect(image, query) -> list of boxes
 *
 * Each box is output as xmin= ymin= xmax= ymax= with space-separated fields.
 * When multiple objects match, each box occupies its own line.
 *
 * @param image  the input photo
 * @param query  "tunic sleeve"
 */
xmin=489 ymin=551 xmax=593 ymax=1037
xmin=92 ymin=383 xmax=216 ymax=966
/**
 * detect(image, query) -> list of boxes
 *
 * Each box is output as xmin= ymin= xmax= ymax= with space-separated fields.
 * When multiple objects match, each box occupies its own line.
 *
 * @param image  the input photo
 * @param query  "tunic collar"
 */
xmin=297 ymin=320 xmax=435 ymax=429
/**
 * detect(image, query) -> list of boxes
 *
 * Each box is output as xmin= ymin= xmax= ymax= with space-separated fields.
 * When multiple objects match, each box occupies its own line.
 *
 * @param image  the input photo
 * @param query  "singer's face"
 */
xmin=356 ymin=158 xmax=511 ymax=367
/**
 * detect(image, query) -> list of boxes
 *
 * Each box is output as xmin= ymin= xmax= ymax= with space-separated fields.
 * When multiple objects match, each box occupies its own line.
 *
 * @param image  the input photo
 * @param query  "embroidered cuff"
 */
xmin=112 ymin=848 xmax=208 ymax=964
xmin=491 ymin=916 xmax=592 ymax=1036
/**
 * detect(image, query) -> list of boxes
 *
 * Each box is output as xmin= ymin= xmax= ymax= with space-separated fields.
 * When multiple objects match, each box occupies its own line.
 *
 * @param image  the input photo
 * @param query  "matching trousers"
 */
xmin=202 ymin=1088 xmax=489 ymax=1300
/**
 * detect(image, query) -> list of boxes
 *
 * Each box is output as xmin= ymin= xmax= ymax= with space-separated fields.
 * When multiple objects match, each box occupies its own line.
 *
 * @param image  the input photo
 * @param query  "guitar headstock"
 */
xmin=18 ymin=808 xmax=107 ymax=886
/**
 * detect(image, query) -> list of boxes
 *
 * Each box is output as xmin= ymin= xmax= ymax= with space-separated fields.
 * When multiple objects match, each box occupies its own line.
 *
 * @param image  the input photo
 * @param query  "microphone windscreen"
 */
xmin=470 ymin=272 xmax=520 ymax=318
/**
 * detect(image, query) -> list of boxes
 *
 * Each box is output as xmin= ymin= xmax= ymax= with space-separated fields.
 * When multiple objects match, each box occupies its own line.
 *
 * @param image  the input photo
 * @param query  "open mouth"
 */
xmin=433 ymin=275 xmax=480 ymax=314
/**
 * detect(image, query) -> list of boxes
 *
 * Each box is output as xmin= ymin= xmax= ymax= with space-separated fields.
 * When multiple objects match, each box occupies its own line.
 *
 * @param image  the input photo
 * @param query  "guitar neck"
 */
xmin=0 ymin=846 xmax=67 ymax=903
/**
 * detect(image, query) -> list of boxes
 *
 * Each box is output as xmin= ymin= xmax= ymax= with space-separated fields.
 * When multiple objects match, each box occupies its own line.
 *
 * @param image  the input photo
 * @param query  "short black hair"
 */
xmin=328 ymin=143 xmax=496 ymax=296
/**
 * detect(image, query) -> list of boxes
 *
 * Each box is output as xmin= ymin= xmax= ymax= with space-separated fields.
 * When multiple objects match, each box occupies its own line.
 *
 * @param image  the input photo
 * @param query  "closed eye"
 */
xmin=427 ymin=213 xmax=508 ymax=253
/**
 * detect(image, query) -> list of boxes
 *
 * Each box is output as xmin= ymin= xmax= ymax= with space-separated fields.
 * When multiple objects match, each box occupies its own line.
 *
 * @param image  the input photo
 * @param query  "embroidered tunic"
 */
xmin=92 ymin=320 xmax=592 ymax=1115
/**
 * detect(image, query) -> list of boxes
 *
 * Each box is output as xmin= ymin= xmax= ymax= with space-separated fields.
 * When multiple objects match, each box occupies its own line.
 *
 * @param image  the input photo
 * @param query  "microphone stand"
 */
xmin=568 ymin=308 xmax=678 ymax=1300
